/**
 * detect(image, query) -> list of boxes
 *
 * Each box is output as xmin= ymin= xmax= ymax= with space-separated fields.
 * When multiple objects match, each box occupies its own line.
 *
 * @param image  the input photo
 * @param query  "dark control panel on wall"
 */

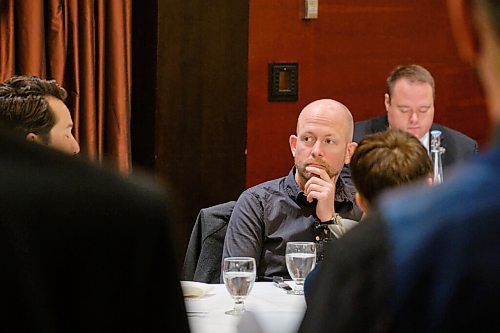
xmin=268 ymin=62 xmax=298 ymax=102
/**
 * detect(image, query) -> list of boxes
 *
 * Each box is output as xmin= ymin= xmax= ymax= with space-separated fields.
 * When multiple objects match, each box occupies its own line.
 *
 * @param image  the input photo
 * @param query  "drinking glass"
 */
xmin=222 ymin=257 xmax=256 ymax=315
xmin=285 ymin=242 xmax=316 ymax=295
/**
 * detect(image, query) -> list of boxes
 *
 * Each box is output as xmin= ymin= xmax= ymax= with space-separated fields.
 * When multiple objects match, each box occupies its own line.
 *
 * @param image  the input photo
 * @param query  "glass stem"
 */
xmin=234 ymin=300 xmax=245 ymax=313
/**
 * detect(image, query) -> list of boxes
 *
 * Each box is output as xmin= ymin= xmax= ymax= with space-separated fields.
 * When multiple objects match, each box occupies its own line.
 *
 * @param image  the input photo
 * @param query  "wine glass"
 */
xmin=222 ymin=257 xmax=256 ymax=315
xmin=285 ymin=242 xmax=316 ymax=295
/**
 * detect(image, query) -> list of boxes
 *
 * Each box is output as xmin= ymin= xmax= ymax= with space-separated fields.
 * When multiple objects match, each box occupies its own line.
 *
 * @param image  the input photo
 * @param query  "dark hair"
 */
xmin=386 ymin=64 xmax=435 ymax=102
xmin=0 ymin=75 xmax=68 ymax=140
xmin=350 ymin=128 xmax=433 ymax=206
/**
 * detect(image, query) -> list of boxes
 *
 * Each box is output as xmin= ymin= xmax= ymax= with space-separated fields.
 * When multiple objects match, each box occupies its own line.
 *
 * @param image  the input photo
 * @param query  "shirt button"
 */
xmin=315 ymin=236 xmax=320 ymax=241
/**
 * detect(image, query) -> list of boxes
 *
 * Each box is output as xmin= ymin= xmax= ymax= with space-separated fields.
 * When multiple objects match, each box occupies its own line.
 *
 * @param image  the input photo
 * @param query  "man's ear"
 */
xmin=289 ymin=134 xmax=297 ymax=157
xmin=26 ymin=132 xmax=39 ymax=142
xmin=384 ymin=93 xmax=390 ymax=112
xmin=344 ymin=141 xmax=358 ymax=165
xmin=355 ymin=192 xmax=368 ymax=215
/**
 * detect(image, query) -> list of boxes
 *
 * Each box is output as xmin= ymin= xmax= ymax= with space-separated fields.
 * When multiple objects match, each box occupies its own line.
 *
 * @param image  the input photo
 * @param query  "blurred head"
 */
xmin=350 ymin=128 xmax=433 ymax=213
xmin=385 ymin=64 xmax=435 ymax=139
xmin=447 ymin=0 xmax=500 ymax=125
xmin=289 ymin=99 xmax=357 ymax=189
xmin=0 ymin=75 xmax=80 ymax=155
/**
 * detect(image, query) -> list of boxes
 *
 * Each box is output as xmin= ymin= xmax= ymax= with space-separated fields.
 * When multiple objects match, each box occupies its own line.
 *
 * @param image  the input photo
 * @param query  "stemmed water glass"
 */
xmin=222 ymin=257 xmax=256 ymax=315
xmin=285 ymin=242 xmax=316 ymax=295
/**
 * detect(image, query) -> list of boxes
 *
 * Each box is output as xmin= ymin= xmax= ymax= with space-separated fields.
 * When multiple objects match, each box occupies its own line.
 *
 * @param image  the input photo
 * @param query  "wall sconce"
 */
xmin=268 ymin=63 xmax=298 ymax=102
xmin=303 ymin=0 xmax=318 ymax=20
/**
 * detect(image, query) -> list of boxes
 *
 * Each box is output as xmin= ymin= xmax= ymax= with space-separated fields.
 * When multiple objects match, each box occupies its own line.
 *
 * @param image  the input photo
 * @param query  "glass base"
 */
xmin=225 ymin=301 xmax=245 ymax=315
xmin=287 ymin=282 xmax=304 ymax=295
xmin=225 ymin=309 xmax=246 ymax=316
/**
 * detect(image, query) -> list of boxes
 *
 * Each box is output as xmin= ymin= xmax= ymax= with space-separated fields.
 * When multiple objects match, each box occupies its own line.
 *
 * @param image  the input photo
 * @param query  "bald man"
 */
xmin=222 ymin=99 xmax=362 ymax=280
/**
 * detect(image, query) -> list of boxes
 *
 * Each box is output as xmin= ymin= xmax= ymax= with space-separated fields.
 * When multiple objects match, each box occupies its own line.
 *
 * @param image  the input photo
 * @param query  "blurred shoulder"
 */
xmin=0 ymin=131 xmax=171 ymax=220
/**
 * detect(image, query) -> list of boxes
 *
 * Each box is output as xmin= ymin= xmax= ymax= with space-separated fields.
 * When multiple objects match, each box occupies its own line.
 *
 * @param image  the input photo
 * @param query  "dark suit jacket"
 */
xmin=354 ymin=115 xmax=479 ymax=172
xmin=183 ymin=201 xmax=236 ymax=284
xmin=0 ymin=131 xmax=189 ymax=333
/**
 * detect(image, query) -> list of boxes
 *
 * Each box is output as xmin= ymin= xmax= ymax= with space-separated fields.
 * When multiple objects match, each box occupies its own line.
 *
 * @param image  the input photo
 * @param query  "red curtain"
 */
xmin=0 ymin=0 xmax=132 ymax=173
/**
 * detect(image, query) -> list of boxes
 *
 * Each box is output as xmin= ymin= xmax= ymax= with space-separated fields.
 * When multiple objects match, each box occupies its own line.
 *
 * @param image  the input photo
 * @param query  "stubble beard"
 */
xmin=296 ymin=161 xmax=337 ymax=183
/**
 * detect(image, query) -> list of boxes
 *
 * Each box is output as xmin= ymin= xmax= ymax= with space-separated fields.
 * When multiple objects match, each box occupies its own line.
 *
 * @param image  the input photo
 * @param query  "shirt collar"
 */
xmin=285 ymin=167 xmax=302 ymax=201
xmin=419 ymin=131 xmax=430 ymax=152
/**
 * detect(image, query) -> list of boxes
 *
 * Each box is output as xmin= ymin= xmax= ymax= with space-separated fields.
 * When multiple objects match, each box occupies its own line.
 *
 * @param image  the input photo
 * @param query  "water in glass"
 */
xmin=223 ymin=257 xmax=256 ymax=315
xmin=285 ymin=242 xmax=316 ymax=295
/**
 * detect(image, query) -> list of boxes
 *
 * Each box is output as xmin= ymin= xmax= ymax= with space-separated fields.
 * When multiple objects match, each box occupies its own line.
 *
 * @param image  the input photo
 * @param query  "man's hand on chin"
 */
xmin=304 ymin=166 xmax=337 ymax=222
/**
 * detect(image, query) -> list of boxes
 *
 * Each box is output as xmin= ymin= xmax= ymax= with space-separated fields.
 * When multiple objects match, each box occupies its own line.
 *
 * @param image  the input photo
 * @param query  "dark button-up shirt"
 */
xmin=222 ymin=167 xmax=362 ymax=280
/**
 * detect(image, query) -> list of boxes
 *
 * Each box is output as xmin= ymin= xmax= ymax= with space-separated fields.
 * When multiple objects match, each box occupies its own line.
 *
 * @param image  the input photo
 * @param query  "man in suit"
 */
xmin=0 ymin=129 xmax=189 ymax=332
xmin=0 ymin=75 xmax=80 ymax=155
xmin=353 ymin=64 xmax=478 ymax=175
xmin=299 ymin=1 xmax=500 ymax=332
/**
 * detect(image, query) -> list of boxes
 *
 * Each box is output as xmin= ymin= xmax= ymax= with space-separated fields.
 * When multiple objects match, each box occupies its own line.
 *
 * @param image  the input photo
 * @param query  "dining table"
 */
xmin=184 ymin=281 xmax=307 ymax=333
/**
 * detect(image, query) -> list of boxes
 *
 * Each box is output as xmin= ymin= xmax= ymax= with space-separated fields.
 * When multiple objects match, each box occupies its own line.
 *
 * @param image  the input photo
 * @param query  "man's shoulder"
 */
xmin=433 ymin=123 xmax=478 ymax=145
xmin=355 ymin=114 xmax=386 ymax=126
xmin=432 ymin=123 xmax=479 ymax=159
xmin=235 ymin=174 xmax=291 ymax=211
xmin=353 ymin=115 xmax=388 ymax=142
xmin=244 ymin=175 xmax=287 ymax=193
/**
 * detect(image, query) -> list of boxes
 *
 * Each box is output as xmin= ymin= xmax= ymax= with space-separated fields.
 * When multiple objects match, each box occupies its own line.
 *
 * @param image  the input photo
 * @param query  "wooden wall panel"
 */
xmin=246 ymin=0 xmax=489 ymax=187
xmin=156 ymin=0 xmax=248 ymax=266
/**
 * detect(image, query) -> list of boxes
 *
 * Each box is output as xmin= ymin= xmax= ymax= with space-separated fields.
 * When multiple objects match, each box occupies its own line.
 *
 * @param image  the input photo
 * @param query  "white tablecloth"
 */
xmin=184 ymin=282 xmax=306 ymax=333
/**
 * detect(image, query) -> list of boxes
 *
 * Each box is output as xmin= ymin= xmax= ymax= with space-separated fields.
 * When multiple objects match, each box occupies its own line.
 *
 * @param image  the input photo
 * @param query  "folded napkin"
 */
xmin=180 ymin=281 xmax=215 ymax=298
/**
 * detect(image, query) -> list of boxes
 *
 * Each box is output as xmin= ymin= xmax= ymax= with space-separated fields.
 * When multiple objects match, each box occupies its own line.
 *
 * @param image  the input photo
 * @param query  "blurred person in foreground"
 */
xmin=0 ymin=127 xmax=189 ymax=330
xmin=0 ymin=75 xmax=80 ymax=155
xmin=304 ymin=127 xmax=433 ymax=301
xmin=299 ymin=1 xmax=500 ymax=332
xmin=223 ymin=99 xmax=362 ymax=280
